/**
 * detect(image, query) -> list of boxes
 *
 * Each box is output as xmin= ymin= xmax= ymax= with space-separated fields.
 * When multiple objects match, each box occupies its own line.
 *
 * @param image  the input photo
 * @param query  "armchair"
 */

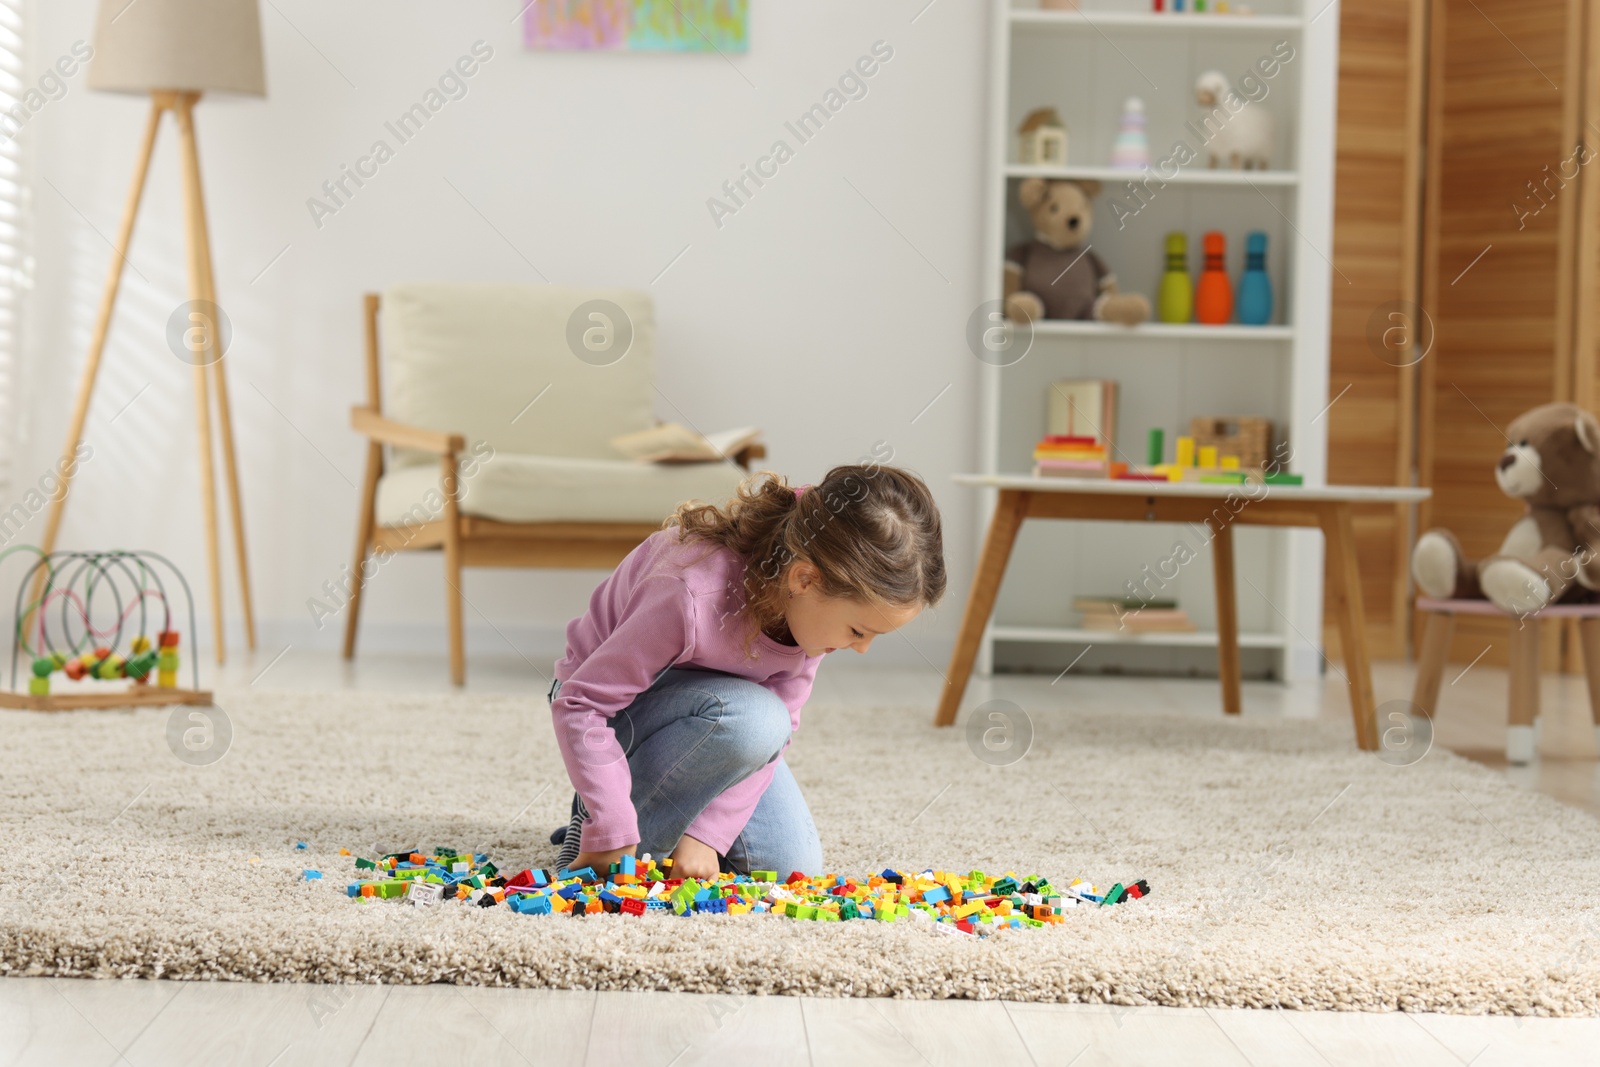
xmin=344 ymin=284 xmax=765 ymax=684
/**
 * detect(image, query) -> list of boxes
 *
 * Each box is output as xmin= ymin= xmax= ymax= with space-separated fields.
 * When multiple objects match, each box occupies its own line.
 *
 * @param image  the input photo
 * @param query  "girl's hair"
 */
xmin=664 ymin=463 xmax=946 ymax=658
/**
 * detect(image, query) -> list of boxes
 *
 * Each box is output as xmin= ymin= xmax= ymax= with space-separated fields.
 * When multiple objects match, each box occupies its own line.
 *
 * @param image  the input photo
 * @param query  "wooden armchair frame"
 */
xmin=343 ymin=292 xmax=766 ymax=685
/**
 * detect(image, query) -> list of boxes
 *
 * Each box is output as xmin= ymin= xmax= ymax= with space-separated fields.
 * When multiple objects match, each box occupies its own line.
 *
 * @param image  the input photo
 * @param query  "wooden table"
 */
xmin=934 ymin=475 xmax=1431 ymax=750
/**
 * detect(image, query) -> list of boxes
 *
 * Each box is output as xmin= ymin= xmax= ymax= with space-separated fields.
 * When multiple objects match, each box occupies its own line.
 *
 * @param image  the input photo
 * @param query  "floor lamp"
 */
xmin=36 ymin=0 xmax=265 ymax=662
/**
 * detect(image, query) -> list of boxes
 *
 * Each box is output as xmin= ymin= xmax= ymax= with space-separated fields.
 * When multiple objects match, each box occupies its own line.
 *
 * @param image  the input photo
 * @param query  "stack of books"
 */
xmin=1074 ymin=596 xmax=1197 ymax=633
xmin=1033 ymin=435 xmax=1115 ymax=479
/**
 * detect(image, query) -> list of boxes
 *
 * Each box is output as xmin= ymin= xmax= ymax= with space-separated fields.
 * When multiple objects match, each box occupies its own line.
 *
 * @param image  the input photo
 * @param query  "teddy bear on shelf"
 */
xmin=1411 ymin=402 xmax=1600 ymax=614
xmin=1003 ymin=178 xmax=1150 ymax=327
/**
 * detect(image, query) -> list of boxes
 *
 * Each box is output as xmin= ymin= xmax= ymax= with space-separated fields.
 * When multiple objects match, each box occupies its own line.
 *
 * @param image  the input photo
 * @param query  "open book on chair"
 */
xmin=610 ymin=423 xmax=763 ymax=464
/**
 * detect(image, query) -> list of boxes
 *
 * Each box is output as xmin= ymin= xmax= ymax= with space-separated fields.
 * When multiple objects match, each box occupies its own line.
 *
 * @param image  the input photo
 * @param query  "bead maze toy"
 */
xmin=0 ymin=548 xmax=211 ymax=710
xmin=340 ymin=847 xmax=1149 ymax=934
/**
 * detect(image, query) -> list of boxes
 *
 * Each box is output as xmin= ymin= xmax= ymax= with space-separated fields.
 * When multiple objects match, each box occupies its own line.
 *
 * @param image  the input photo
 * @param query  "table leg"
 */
xmin=1322 ymin=503 xmax=1379 ymax=751
xmin=1210 ymin=518 xmax=1242 ymax=714
xmin=933 ymin=489 xmax=1031 ymax=727
xmin=1507 ymin=618 xmax=1540 ymax=764
xmin=1410 ymin=611 xmax=1455 ymax=717
xmin=1578 ymin=617 xmax=1600 ymax=736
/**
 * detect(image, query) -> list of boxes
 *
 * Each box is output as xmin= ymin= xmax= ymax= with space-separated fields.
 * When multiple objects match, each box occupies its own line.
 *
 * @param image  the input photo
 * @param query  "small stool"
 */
xmin=1413 ymin=597 xmax=1600 ymax=764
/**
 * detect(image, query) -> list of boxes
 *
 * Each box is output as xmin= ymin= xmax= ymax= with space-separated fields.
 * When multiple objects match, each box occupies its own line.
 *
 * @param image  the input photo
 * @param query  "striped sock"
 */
xmin=554 ymin=793 xmax=587 ymax=871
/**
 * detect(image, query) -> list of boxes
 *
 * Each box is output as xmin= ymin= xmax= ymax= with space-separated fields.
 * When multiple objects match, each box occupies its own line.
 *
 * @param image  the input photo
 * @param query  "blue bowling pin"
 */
xmin=1236 ymin=231 xmax=1273 ymax=326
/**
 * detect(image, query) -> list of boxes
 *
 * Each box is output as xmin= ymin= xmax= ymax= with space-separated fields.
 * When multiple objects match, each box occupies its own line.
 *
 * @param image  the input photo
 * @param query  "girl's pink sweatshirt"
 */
xmin=550 ymin=527 xmax=821 ymax=853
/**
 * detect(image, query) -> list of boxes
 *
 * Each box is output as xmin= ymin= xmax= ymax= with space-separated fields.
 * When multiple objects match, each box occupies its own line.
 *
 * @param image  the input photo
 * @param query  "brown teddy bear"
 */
xmin=1003 ymin=178 xmax=1150 ymax=326
xmin=1411 ymin=401 xmax=1600 ymax=614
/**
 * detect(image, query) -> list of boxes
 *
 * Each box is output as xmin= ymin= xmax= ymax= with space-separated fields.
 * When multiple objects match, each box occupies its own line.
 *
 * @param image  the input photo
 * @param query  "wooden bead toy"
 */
xmin=1 ymin=548 xmax=209 ymax=710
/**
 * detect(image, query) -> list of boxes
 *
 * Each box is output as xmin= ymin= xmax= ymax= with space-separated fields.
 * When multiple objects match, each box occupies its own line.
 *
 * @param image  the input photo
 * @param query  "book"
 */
xmin=611 ymin=423 xmax=762 ymax=464
xmin=1074 ymin=596 xmax=1178 ymax=612
xmin=1075 ymin=594 xmax=1194 ymax=633
xmin=1081 ymin=610 xmax=1196 ymax=633
xmin=1047 ymin=379 xmax=1118 ymax=446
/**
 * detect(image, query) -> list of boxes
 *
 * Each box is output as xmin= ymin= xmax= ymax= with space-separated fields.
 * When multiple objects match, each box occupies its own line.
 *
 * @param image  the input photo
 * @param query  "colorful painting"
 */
xmin=524 ymin=0 xmax=748 ymax=52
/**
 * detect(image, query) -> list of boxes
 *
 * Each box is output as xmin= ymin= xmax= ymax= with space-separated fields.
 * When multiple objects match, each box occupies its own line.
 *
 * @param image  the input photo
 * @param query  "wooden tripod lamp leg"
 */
xmin=30 ymin=98 xmax=165 ymax=618
xmin=175 ymin=93 xmax=257 ymax=653
xmin=172 ymin=93 xmax=227 ymax=664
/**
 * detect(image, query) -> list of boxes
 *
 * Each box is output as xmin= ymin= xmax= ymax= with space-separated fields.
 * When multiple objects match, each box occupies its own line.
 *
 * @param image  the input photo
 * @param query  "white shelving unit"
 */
xmin=974 ymin=0 xmax=1339 ymax=681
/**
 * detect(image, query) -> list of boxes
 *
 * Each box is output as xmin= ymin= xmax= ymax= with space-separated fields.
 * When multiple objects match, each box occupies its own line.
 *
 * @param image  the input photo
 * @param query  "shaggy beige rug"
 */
xmin=2 ymin=689 xmax=1598 ymax=1014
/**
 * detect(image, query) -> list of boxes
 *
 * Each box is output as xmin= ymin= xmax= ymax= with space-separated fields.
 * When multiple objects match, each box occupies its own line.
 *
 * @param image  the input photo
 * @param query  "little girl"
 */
xmin=547 ymin=462 xmax=946 ymax=880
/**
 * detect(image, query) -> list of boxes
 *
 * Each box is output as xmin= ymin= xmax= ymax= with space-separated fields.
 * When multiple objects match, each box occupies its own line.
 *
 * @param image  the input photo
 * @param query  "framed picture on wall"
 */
xmin=523 ymin=0 xmax=749 ymax=52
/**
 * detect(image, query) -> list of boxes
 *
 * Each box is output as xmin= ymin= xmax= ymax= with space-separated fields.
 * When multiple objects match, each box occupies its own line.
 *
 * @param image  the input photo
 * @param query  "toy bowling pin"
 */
xmin=1194 ymin=231 xmax=1233 ymax=325
xmin=1235 ymin=230 xmax=1273 ymax=325
xmin=1157 ymin=232 xmax=1193 ymax=323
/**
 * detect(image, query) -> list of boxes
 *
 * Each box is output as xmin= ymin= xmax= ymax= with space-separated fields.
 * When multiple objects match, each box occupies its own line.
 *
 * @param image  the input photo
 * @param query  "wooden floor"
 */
xmin=3 ymin=648 xmax=1597 ymax=1066
xmin=5 ymin=977 xmax=1599 ymax=1066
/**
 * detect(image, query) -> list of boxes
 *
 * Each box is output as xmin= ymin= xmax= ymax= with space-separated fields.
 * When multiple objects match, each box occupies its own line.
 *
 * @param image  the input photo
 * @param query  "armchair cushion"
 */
xmin=380 ymin=283 xmax=655 ymax=466
xmin=374 ymin=453 xmax=750 ymax=527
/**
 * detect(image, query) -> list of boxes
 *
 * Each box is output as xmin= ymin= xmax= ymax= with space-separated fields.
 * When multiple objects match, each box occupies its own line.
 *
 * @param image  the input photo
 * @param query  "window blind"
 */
xmin=0 ymin=0 xmax=25 ymax=491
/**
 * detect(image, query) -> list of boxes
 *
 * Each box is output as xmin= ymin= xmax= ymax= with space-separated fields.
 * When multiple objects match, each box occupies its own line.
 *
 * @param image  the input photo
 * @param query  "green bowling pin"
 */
xmin=1158 ymin=232 xmax=1193 ymax=324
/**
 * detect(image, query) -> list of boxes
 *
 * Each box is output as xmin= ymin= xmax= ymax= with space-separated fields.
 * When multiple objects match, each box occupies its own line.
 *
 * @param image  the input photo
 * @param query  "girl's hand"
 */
xmin=669 ymin=834 xmax=721 ymax=880
xmin=572 ymin=845 xmax=634 ymax=875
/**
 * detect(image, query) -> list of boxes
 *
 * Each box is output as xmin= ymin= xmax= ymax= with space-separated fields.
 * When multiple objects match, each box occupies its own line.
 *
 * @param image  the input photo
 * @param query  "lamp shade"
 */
xmin=88 ymin=0 xmax=266 ymax=96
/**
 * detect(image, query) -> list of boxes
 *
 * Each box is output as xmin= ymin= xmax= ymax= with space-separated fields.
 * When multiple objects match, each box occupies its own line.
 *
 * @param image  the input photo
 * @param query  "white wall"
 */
xmin=8 ymin=0 xmax=988 ymax=673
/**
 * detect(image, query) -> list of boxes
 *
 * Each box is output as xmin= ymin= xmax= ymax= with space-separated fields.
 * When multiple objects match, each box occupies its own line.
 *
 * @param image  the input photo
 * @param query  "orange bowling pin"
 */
xmin=1194 ymin=231 xmax=1233 ymax=325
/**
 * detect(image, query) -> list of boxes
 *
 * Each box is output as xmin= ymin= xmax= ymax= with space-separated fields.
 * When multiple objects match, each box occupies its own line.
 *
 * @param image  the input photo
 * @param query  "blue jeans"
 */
xmin=548 ymin=667 xmax=823 ymax=875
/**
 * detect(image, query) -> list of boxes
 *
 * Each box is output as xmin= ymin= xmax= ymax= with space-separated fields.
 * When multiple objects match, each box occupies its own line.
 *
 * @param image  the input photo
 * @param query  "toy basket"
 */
xmin=1189 ymin=416 xmax=1273 ymax=471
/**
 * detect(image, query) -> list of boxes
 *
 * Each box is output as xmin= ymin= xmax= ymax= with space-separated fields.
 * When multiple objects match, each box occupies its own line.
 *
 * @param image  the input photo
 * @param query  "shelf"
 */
xmin=1011 ymin=10 xmax=1304 ymax=33
xmin=1005 ymin=163 xmax=1298 ymax=187
xmin=991 ymin=625 xmax=1288 ymax=649
xmin=1030 ymin=321 xmax=1294 ymax=341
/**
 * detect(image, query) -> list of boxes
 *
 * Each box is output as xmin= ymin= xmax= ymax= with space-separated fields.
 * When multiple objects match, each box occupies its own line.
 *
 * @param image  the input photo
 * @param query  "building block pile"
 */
xmin=343 ymin=848 xmax=1149 ymax=936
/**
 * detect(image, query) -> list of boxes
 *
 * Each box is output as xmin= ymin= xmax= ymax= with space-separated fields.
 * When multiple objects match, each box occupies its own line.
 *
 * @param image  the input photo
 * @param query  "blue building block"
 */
xmin=510 ymin=894 xmax=551 ymax=915
xmin=302 ymin=869 xmax=321 ymax=880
